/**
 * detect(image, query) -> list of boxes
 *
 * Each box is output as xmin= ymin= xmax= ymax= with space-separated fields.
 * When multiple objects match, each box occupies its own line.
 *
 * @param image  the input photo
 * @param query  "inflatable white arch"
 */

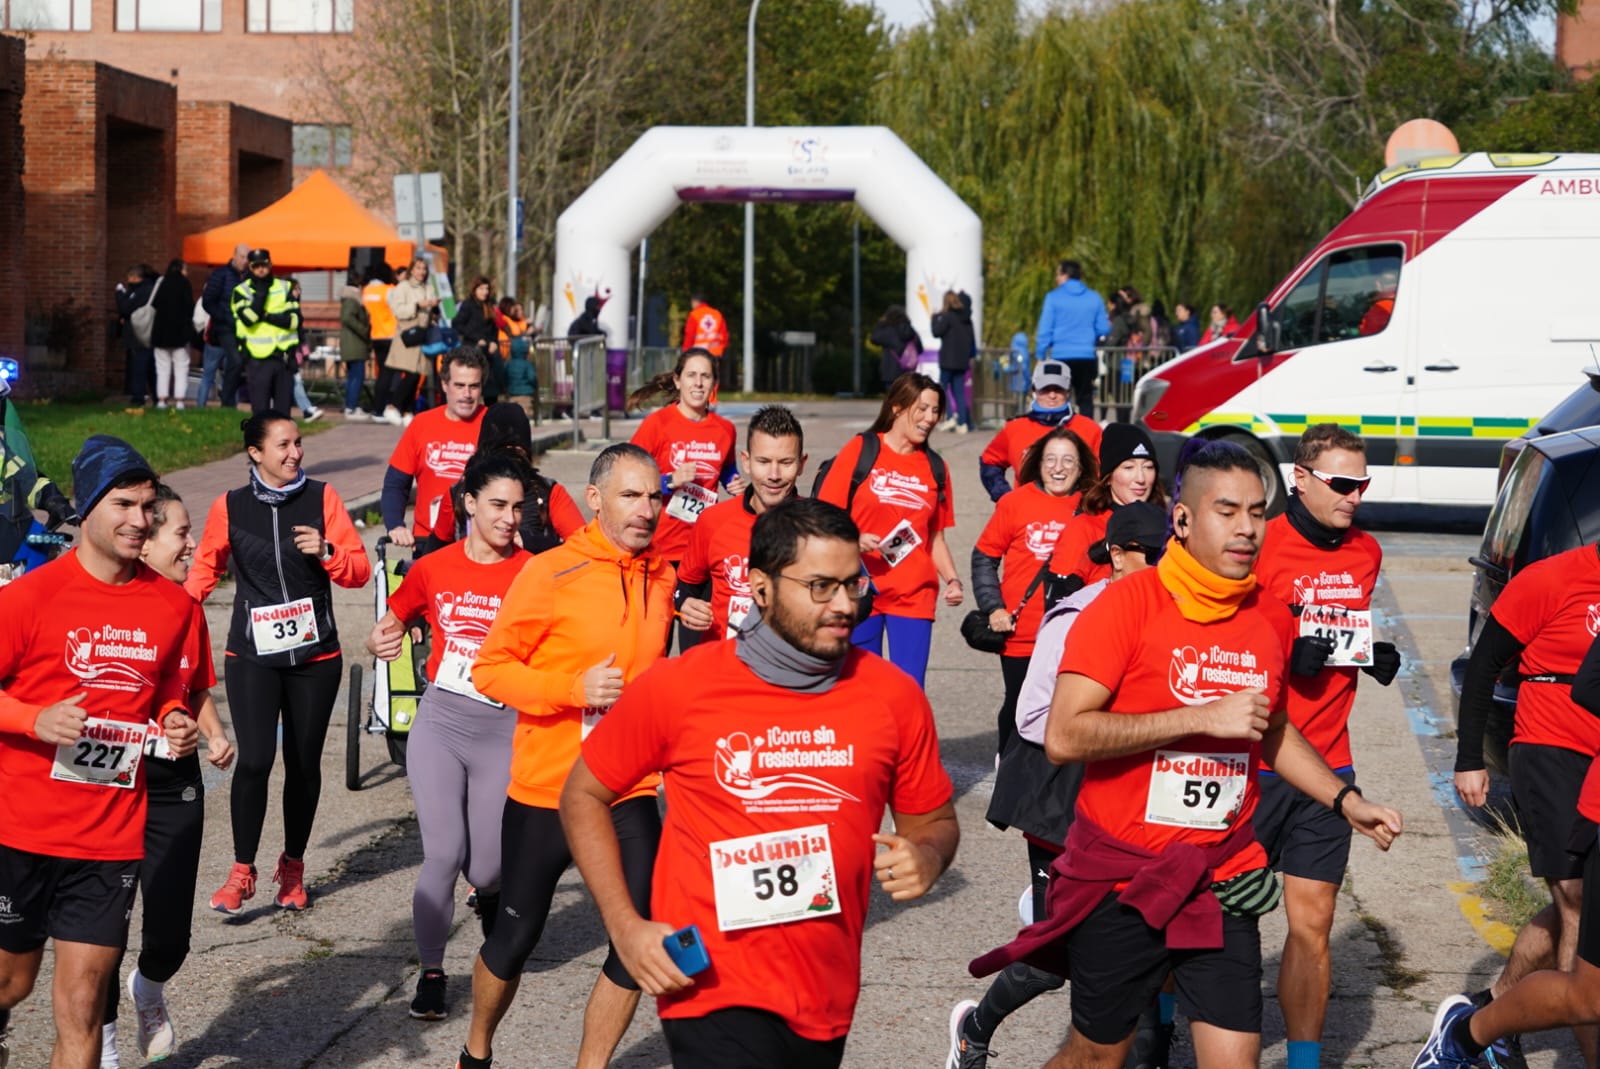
xmin=552 ymin=125 xmax=983 ymax=388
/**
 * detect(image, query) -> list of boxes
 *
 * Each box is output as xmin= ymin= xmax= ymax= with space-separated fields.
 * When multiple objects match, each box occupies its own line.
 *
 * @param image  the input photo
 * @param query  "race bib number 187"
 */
xmin=1298 ymin=606 xmax=1373 ymax=667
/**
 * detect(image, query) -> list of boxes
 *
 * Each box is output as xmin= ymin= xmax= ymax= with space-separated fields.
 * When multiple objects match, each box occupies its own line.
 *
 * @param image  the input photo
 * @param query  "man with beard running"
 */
xmin=676 ymin=405 xmax=808 ymax=644
xmin=562 ymin=497 xmax=959 ymax=1068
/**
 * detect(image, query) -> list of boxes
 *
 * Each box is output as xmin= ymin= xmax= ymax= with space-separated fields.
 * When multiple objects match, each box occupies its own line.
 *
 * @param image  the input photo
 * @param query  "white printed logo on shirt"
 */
xmin=1167 ymin=644 xmax=1270 ymax=706
xmin=1588 ymin=602 xmax=1600 ymax=638
xmin=1023 ymin=520 xmax=1066 ymax=560
xmin=713 ymin=728 xmax=860 ymax=815
xmin=423 ymin=439 xmax=476 ymax=481
xmin=866 ymin=469 xmax=931 ymax=511
xmin=64 ymin=626 xmax=157 ymax=694
xmin=667 ymin=440 xmax=725 ymax=482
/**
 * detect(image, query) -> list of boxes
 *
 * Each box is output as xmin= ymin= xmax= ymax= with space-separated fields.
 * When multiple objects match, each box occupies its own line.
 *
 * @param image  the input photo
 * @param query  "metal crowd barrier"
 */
xmin=969 ymin=345 xmax=1182 ymax=426
xmin=531 ymin=336 xmax=608 ymax=440
xmin=1094 ymin=345 xmax=1179 ymax=422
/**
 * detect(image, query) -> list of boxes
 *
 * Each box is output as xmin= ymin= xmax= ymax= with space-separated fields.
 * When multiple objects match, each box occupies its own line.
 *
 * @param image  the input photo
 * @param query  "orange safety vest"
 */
xmin=364 ymin=281 xmax=397 ymax=340
xmin=683 ymin=304 xmax=729 ymax=357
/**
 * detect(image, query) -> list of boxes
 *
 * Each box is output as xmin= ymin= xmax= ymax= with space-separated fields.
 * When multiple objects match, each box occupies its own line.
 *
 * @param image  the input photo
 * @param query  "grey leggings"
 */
xmin=408 ymin=685 xmax=514 ymax=966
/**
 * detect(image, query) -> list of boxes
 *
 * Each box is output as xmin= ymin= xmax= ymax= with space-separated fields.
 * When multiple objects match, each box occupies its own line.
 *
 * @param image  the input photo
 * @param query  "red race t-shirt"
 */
xmin=1253 ymin=514 xmax=1383 ymax=770
xmin=817 ymin=434 xmax=955 ymax=620
xmin=974 ymin=482 xmax=1078 ymax=656
xmin=677 ymin=494 xmax=760 ymax=639
xmin=1047 ymin=510 xmax=1112 ymax=588
xmin=582 ymin=641 xmax=953 ymax=1042
xmin=1059 ymin=567 xmax=1294 ymax=882
xmin=631 ymin=405 xmax=738 ymax=563
xmin=980 ymin=416 xmax=1103 ymax=487
xmin=386 ymin=540 xmax=533 ymax=695
xmin=388 ymin=406 xmax=487 ymax=540
xmin=0 ymin=551 xmax=193 ymax=860
xmin=1492 ymin=545 xmax=1600 ymax=757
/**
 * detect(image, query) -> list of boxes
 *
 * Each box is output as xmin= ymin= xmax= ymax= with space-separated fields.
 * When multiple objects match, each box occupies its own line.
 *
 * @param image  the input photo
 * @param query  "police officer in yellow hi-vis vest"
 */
xmin=230 ymin=248 xmax=301 ymax=415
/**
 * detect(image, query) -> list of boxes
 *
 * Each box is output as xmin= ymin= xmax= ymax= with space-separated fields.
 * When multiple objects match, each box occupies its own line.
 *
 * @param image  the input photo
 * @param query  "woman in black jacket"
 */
xmin=115 ymin=263 xmax=159 ymax=405
xmin=932 ymin=289 xmax=975 ymax=432
xmin=871 ymin=304 xmax=922 ymax=394
xmin=150 ymin=259 xmax=197 ymax=410
xmin=452 ymin=276 xmax=503 ymax=403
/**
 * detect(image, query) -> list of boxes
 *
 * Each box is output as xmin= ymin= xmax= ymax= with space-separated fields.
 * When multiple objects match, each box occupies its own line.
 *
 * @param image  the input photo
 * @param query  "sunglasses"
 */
xmin=1298 ymin=466 xmax=1372 ymax=496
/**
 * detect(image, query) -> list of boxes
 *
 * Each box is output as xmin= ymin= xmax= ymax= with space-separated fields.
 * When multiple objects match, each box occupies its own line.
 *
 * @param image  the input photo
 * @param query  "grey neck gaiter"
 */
xmin=734 ymin=608 xmax=846 ymax=694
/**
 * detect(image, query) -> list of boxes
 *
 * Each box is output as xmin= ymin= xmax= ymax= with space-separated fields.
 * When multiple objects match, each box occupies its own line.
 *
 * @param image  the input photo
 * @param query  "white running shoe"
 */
xmin=401 ymin=412 xmax=414 ymax=428
xmin=344 ymin=408 xmax=370 ymax=422
xmin=127 ymin=969 xmax=176 ymax=1060
xmin=381 ymin=406 xmax=403 ymax=426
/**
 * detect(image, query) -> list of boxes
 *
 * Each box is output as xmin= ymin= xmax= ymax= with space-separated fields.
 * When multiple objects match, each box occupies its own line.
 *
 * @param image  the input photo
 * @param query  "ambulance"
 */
xmin=1131 ymin=152 xmax=1600 ymax=510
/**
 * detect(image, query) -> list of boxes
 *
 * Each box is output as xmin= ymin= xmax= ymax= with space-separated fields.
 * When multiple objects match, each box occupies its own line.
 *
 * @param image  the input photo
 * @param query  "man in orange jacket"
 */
xmin=682 ymin=294 xmax=729 ymax=405
xmin=455 ymin=442 xmax=673 ymax=1069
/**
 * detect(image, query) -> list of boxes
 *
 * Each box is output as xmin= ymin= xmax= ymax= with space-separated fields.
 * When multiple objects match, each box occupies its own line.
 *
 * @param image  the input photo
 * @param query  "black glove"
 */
xmin=263 ymin=312 xmax=294 ymax=329
xmin=38 ymin=483 xmax=78 ymax=529
xmin=1290 ymin=634 xmax=1336 ymax=677
xmin=1362 ymin=641 xmax=1401 ymax=686
xmin=250 ymin=281 xmax=271 ymax=314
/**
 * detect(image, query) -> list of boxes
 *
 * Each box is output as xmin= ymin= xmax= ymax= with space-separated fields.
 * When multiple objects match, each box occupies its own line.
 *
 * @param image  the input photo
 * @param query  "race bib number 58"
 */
xmin=710 ymin=823 xmax=841 ymax=932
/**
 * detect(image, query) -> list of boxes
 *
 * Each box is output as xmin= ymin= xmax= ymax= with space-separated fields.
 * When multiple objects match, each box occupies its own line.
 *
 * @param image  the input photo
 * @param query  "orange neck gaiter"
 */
xmin=1156 ymin=537 xmax=1256 ymax=623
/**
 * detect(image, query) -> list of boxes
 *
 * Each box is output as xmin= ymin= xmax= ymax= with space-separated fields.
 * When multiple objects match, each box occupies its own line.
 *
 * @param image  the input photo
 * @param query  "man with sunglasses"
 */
xmin=1252 ymin=423 xmax=1398 ymax=1069
xmin=562 ymin=497 xmax=959 ymax=1069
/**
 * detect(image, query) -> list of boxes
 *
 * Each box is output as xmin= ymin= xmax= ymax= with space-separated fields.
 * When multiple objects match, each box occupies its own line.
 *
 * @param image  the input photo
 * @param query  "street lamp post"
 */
xmin=743 ymin=0 xmax=761 ymax=394
xmin=505 ymin=0 xmax=520 ymax=297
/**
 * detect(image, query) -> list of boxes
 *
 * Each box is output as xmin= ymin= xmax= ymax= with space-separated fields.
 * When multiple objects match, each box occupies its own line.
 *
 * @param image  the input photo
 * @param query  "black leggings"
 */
xmin=102 ymin=786 xmax=205 ymax=1023
xmin=996 ymin=654 xmax=1031 ymax=757
xmin=225 ymin=654 xmax=343 ymax=864
xmin=479 ymin=796 xmax=660 ymax=986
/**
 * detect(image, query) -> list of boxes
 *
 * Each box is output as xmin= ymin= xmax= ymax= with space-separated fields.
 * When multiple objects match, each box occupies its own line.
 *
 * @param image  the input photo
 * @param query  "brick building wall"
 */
xmin=21 ymin=60 xmax=177 ymax=391
xmin=0 ymin=38 xmax=24 ymax=367
xmin=1559 ymin=1 xmax=1600 ymax=79
xmin=176 ymin=100 xmax=292 ymax=240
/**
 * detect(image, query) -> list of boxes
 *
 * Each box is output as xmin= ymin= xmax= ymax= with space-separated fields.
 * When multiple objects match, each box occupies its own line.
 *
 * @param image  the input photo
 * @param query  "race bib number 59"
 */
xmin=52 ymin=717 xmax=147 ymax=789
xmin=1146 ymin=749 xmax=1249 ymax=830
xmin=710 ymin=823 xmax=841 ymax=932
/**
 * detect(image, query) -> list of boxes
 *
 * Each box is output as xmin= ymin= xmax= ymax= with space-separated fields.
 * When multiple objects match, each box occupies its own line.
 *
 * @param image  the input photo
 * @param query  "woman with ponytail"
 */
xmin=367 ymin=452 xmax=534 ymax=1021
xmin=187 ymin=411 xmax=371 ymax=916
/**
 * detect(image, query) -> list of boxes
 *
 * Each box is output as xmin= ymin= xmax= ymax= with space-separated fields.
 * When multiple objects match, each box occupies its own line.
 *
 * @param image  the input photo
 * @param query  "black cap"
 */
xmin=247 ymin=248 xmax=272 ymax=265
xmin=72 ymin=435 xmax=157 ymax=521
xmin=1098 ymin=422 xmax=1157 ymax=475
xmin=1089 ymin=500 xmax=1168 ymax=566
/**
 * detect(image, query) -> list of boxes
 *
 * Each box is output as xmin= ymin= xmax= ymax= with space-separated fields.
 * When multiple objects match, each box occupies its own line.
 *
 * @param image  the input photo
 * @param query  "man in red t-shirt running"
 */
xmin=677 ymin=405 xmax=808 ymax=644
xmin=1252 ymin=424 xmax=1400 ymax=1069
xmin=0 ymin=436 xmax=199 ymax=1069
xmin=973 ymin=439 xmax=1401 ymax=1069
xmin=382 ymin=349 xmax=488 ymax=557
xmin=562 ymin=497 xmax=960 ymax=1068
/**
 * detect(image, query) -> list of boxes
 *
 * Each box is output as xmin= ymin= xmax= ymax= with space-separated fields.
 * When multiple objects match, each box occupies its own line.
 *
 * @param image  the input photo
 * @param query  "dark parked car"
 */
xmin=1451 ymin=425 xmax=1600 ymax=773
xmin=1496 ymin=370 xmax=1600 ymax=488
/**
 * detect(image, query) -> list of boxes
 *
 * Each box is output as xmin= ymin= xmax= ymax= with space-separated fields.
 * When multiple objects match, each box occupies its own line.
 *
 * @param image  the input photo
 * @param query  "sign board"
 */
xmin=394 ymin=173 xmax=446 ymax=242
xmin=778 ymin=331 xmax=817 ymax=346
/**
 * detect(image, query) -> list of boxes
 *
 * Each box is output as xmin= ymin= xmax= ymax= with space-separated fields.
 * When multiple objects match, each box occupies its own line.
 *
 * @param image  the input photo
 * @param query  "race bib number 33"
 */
xmin=1146 ymin=749 xmax=1249 ymax=830
xmin=52 ymin=717 xmax=147 ymax=789
xmin=710 ymin=823 xmax=841 ymax=932
xmin=250 ymin=597 xmax=318 ymax=655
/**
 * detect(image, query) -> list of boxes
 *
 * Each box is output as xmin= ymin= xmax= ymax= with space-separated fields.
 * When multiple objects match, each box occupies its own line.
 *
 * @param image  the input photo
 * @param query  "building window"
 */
xmin=115 ymin=0 xmax=220 ymax=31
xmin=247 ymin=0 xmax=350 ymax=33
xmin=293 ymin=124 xmax=352 ymax=168
xmin=2 ymin=0 xmax=91 ymax=30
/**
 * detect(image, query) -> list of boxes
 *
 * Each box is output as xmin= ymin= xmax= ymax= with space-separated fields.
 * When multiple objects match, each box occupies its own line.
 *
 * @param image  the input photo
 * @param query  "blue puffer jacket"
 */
xmin=1034 ymin=279 xmax=1109 ymax=362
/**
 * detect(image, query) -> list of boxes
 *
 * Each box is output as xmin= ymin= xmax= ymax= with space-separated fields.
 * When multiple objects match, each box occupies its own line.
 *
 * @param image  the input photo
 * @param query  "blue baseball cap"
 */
xmin=72 ymin=435 xmax=157 ymax=521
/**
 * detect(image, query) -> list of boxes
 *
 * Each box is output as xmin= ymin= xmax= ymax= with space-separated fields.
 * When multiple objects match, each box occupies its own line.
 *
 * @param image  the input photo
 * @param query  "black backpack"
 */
xmin=809 ymin=431 xmax=948 ymax=507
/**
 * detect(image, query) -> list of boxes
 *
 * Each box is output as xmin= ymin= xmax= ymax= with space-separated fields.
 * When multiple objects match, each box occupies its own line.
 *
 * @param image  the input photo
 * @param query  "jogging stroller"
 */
xmin=345 ymin=537 xmax=426 ymax=789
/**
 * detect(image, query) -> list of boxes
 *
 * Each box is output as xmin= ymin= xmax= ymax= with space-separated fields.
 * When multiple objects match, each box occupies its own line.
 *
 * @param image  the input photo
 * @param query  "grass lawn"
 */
xmin=15 ymin=400 xmax=331 ymax=495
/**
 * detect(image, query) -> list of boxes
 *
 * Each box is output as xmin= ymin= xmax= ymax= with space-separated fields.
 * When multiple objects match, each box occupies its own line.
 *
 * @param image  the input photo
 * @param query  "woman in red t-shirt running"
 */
xmin=367 ymin=453 xmax=533 ymax=1022
xmin=818 ymin=372 xmax=962 ymax=686
xmin=972 ymin=427 xmax=1096 ymax=755
xmin=1045 ymin=422 xmax=1167 ymax=605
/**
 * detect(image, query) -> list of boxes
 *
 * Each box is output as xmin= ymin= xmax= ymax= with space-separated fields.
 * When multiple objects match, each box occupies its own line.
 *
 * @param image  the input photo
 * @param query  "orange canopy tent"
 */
xmin=181 ymin=169 xmax=446 ymax=273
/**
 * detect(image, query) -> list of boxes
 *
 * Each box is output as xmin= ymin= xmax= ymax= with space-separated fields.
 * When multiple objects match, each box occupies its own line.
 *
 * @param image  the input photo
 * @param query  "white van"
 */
xmin=1131 ymin=152 xmax=1600 ymax=508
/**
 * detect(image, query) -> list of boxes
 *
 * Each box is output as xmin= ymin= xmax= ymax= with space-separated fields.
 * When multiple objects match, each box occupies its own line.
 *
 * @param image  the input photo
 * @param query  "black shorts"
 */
xmin=0 ymin=842 xmax=139 ymax=952
xmin=1252 ymin=770 xmax=1355 ymax=884
xmin=1578 ymin=833 xmax=1600 ymax=968
xmin=479 ymin=795 xmax=659 ymax=987
xmin=1509 ymin=743 xmax=1589 ymax=881
xmin=662 ymin=1007 xmax=846 ymax=1069
xmin=1066 ymin=891 xmax=1263 ymax=1044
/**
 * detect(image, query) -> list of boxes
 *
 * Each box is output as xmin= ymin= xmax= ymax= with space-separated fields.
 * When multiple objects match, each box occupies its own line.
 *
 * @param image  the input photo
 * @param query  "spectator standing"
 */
xmin=199 ymin=245 xmax=249 ymax=407
xmin=1201 ymin=304 xmax=1240 ymax=345
xmin=567 ymin=295 xmax=606 ymax=341
xmin=115 ymin=264 xmax=158 ymax=407
xmin=1173 ymin=301 xmax=1201 ymax=352
xmin=452 ymin=277 xmax=503 ymax=405
xmin=229 ymin=249 xmax=300 ymax=416
xmin=338 ymin=274 xmax=371 ymax=420
xmin=378 ymin=257 xmax=439 ymax=427
xmin=871 ymin=305 xmax=922 ymax=394
xmin=285 ymin=279 xmax=323 ymax=423
xmin=498 ymin=298 xmax=536 ymax=419
xmin=362 ymin=265 xmax=398 ymax=418
xmin=932 ymin=289 xmax=976 ymax=434
xmin=149 ymin=259 xmax=196 ymax=411
xmin=1033 ymin=259 xmax=1110 ymax=418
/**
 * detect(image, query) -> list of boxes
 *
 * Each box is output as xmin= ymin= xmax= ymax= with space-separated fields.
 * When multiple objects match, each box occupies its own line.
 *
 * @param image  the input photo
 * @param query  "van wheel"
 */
xmin=1220 ymin=434 xmax=1286 ymax=518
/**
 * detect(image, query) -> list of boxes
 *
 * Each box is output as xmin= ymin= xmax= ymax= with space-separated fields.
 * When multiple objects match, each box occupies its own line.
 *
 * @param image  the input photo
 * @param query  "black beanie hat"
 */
xmin=1098 ymin=423 xmax=1157 ymax=476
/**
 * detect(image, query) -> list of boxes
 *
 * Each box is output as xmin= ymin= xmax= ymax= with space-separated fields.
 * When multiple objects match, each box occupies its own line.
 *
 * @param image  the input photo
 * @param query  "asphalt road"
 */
xmin=6 ymin=401 xmax=1579 ymax=1068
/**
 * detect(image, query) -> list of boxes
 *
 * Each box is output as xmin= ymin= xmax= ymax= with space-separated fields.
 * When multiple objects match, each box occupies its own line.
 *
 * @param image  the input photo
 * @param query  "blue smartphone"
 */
xmin=663 ymin=924 xmax=711 ymax=977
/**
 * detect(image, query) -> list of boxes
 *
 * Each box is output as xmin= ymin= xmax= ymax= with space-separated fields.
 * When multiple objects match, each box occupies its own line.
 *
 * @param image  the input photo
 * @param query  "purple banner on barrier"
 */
xmin=676 ymin=187 xmax=857 ymax=203
xmin=607 ymin=349 xmax=627 ymax=412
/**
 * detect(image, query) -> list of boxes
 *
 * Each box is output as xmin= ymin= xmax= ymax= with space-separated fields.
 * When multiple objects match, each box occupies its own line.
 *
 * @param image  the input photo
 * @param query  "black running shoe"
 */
xmin=410 ymin=968 xmax=448 ymax=1021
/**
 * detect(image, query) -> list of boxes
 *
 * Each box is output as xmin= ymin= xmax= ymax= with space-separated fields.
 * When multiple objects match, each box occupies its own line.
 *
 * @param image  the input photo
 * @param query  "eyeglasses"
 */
xmin=1041 ymin=456 xmax=1079 ymax=469
xmin=775 ymin=573 xmax=871 ymax=603
xmin=1298 ymin=466 xmax=1372 ymax=496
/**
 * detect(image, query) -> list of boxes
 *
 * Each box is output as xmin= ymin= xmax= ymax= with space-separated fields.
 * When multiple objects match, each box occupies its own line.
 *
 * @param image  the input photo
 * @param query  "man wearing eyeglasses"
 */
xmin=561 ymin=497 xmax=959 ymax=1068
xmin=1252 ymin=423 xmax=1398 ymax=1069
xmin=456 ymin=443 xmax=674 ymax=1069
